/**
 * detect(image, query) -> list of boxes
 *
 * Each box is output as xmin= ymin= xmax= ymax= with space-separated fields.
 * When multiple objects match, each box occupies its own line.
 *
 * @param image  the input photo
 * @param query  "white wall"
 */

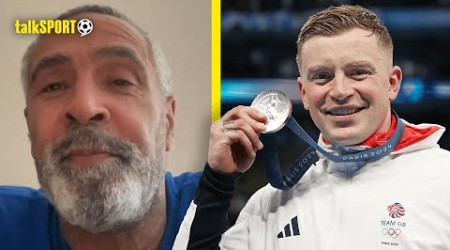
xmin=0 ymin=0 xmax=211 ymax=187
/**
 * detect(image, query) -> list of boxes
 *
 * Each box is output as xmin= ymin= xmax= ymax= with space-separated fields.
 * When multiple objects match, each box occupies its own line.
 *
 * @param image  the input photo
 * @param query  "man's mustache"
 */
xmin=50 ymin=125 xmax=137 ymax=165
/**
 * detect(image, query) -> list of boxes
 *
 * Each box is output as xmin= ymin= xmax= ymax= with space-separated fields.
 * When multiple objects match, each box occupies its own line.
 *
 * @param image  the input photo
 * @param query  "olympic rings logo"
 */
xmin=381 ymin=228 xmax=402 ymax=239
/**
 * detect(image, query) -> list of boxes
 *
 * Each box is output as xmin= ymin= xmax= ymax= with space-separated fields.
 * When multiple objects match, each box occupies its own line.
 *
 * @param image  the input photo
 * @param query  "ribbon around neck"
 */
xmin=260 ymin=110 xmax=405 ymax=191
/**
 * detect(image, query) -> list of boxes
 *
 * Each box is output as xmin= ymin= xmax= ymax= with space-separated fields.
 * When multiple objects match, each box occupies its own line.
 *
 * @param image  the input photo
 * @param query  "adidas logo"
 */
xmin=277 ymin=216 xmax=300 ymax=238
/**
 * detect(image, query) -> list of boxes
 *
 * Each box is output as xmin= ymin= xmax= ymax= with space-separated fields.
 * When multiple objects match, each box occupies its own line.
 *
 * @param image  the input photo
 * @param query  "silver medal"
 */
xmin=251 ymin=90 xmax=292 ymax=134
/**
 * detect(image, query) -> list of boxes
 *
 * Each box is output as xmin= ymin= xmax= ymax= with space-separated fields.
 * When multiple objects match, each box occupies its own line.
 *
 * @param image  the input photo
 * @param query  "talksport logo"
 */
xmin=15 ymin=18 xmax=93 ymax=37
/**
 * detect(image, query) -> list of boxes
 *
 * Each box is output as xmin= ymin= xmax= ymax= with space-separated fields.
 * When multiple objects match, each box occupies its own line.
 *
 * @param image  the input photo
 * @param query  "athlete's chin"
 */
xmin=324 ymin=126 xmax=368 ymax=146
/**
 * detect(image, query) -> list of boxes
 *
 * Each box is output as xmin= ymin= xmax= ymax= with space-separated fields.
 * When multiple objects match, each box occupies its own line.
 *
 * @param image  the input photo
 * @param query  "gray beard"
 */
xmin=36 ymin=125 xmax=165 ymax=233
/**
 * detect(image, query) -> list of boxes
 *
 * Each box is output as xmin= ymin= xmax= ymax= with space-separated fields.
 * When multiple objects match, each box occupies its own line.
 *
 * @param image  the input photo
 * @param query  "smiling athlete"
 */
xmin=176 ymin=5 xmax=450 ymax=250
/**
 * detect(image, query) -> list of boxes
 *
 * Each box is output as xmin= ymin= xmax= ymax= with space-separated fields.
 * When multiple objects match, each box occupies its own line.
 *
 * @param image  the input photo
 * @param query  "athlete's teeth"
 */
xmin=331 ymin=109 xmax=358 ymax=115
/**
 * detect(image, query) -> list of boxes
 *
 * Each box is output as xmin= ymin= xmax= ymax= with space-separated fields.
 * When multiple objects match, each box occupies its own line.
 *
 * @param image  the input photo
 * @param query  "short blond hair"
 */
xmin=296 ymin=5 xmax=393 ymax=73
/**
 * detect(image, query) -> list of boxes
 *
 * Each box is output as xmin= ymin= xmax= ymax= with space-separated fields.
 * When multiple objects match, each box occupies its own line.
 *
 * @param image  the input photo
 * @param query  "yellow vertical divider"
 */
xmin=211 ymin=0 xmax=221 ymax=123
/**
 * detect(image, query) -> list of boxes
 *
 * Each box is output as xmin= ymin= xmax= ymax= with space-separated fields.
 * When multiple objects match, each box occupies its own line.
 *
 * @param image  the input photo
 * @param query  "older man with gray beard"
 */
xmin=0 ymin=5 xmax=200 ymax=250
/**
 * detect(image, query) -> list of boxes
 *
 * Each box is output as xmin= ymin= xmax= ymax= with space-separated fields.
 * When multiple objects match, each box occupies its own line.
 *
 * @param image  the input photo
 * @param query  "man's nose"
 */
xmin=328 ymin=75 xmax=355 ymax=103
xmin=64 ymin=80 xmax=110 ymax=125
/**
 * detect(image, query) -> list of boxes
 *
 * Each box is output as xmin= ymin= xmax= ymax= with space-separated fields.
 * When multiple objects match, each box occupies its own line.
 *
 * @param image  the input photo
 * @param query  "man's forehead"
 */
xmin=24 ymin=13 xmax=158 ymax=88
xmin=301 ymin=29 xmax=381 ymax=64
xmin=302 ymin=28 xmax=376 ymax=48
xmin=30 ymin=13 xmax=152 ymax=67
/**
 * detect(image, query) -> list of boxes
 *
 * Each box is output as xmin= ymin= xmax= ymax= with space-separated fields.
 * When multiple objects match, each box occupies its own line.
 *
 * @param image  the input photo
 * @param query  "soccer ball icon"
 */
xmin=77 ymin=19 xmax=93 ymax=37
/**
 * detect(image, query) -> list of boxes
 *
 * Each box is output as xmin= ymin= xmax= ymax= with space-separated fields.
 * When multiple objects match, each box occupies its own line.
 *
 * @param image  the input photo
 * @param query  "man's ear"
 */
xmin=165 ymin=97 xmax=176 ymax=152
xmin=23 ymin=107 xmax=36 ymax=159
xmin=388 ymin=66 xmax=402 ymax=101
xmin=297 ymin=77 xmax=309 ymax=110
xmin=23 ymin=107 xmax=31 ymax=132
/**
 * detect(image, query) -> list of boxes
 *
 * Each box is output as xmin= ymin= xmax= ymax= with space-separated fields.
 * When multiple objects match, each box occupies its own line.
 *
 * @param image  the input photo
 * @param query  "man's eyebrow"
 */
xmin=346 ymin=60 xmax=376 ymax=71
xmin=31 ymin=54 xmax=69 ymax=83
xmin=305 ymin=65 xmax=331 ymax=78
xmin=94 ymin=46 xmax=146 ymax=72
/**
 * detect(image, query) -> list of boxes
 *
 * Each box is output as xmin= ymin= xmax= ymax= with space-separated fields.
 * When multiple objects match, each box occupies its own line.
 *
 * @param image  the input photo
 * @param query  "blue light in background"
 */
xmin=394 ymin=78 xmax=424 ymax=104
xmin=222 ymin=78 xmax=449 ymax=105
xmin=221 ymin=78 xmax=301 ymax=104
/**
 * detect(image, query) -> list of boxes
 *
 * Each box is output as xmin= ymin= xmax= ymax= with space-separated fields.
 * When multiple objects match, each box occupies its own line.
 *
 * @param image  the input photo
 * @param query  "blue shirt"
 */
xmin=0 ymin=172 xmax=200 ymax=250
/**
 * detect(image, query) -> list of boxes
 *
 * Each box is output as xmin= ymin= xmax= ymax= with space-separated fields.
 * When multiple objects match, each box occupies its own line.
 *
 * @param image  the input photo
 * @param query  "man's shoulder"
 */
xmin=400 ymin=145 xmax=450 ymax=161
xmin=0 ymin=185 xmax=48 ymax=204
xmin=0 ymin=186 xmax=62 ymax=245
xmin=165 ymin=171 xmax=201 ymax=192
xmin=164 ymin=171 xmax=201 ymax=211
xmin=239 ymin=184 xmax=285 ymax=216
xmin=161 ymin=171 xmax=201 ymax=249
xmin=0 ymin=186 xmax=55 ymax=218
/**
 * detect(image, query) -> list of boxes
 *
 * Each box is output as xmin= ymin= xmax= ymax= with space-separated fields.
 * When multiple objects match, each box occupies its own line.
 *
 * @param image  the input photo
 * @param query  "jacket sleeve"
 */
xmin=219 ymin=187 xmax=267 ymax=250
xmin=173 ymin=164 xmax=241 ymax=250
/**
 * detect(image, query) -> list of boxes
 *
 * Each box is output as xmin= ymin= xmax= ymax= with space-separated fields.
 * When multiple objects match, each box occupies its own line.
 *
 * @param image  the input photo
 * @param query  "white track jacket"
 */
xmin=175 ymin=120 xmax=450 ymax=250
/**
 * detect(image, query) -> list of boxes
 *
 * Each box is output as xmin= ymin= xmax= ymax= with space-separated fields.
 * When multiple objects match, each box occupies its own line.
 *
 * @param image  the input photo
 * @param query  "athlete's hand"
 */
xmin=208 ymin=105 xmax=267 ymax=173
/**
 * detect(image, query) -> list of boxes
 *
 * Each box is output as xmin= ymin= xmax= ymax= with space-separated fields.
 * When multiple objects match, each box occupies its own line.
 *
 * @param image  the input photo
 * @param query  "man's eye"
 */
xmin=311 ymin=72 xmax=333 ymax=83
xmin=354 ymin=69 xmax=367 ymax=75
xmin=42 ymin=83 xmax=65 ymax=93
xmin=313 ymin=72 xmax=332 ymax=79
xmin=351 ymin=69 xmax=370 ymax=79
xmin=112 ymin=79 xmax=133 ymax=87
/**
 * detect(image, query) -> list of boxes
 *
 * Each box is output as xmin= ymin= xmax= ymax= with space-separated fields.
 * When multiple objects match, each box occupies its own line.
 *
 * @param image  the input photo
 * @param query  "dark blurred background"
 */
xmin=221 ymin=0 xmax=450 ymax=225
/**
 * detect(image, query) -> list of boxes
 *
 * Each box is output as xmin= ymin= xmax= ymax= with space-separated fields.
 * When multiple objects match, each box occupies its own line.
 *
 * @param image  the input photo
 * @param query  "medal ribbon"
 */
xmin=261 ymin=110 xmax=405 ymax=190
